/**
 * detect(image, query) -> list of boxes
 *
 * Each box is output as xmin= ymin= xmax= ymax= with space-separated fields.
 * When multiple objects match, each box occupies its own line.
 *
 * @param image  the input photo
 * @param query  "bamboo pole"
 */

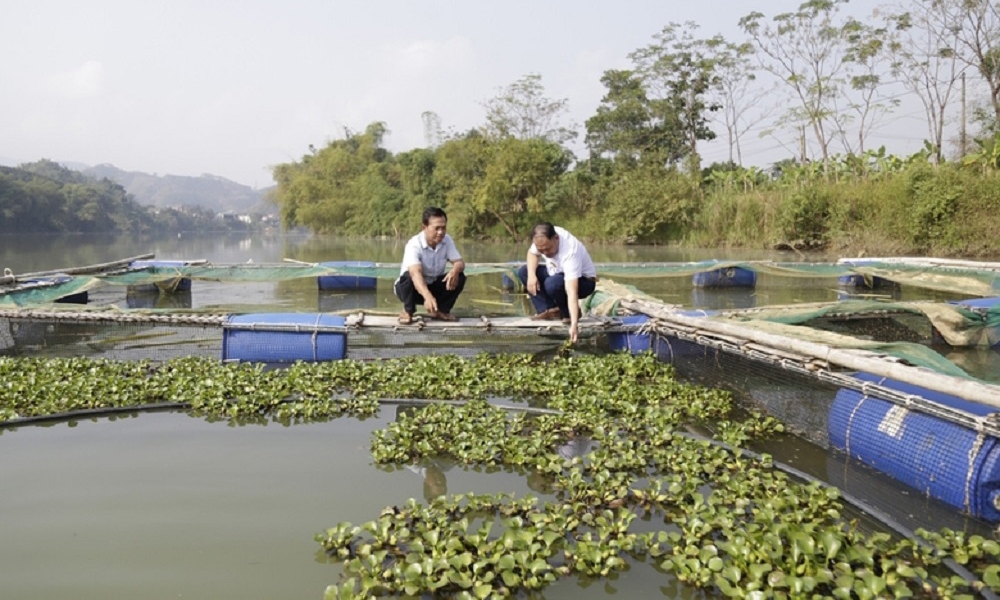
xmin=0 ymin=253 xmax=156 ymax=285
xmin=621 ymin=298 xmax=1000 ymax=409
xmin=838 ymin=256 xmax=1000 ymax=272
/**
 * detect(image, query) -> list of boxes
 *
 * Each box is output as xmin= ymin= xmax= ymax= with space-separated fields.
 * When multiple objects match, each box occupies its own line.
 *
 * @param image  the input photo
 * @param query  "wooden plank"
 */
xmin=345 ymin=313 xmax=607 ymax=330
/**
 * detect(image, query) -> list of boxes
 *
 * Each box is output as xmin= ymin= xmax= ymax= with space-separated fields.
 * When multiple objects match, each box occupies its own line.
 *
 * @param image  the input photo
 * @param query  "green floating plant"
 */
xmin=3 ymin=353 xmax=1000 ymax=598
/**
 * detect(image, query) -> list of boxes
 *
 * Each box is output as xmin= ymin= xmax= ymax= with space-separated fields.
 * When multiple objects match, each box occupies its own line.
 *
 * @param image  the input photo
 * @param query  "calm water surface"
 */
xmin=0 ymin=231 xmax=975 ymax=311
xmin=1 ymin=232 xmax=998 ymax=599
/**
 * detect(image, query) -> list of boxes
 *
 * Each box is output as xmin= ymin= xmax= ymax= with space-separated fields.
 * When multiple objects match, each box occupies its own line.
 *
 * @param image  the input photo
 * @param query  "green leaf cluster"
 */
xmin=3 ymin=352 xmax=1000 ymax=597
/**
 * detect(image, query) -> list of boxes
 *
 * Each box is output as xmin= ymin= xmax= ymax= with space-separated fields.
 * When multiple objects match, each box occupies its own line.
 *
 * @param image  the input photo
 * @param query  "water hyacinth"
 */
xmin=1 ymin=353 xmax=999 ymax=597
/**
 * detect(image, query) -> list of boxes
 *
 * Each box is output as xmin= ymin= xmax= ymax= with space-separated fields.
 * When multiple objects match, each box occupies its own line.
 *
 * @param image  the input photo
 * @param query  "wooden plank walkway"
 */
xmin=343 ymin=313 xmax=612 ymax=333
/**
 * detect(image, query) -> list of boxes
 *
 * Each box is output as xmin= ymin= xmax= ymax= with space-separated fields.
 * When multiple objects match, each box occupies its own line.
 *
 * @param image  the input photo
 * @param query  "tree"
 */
xmin=481 ymin=74 xmax=578 ymax=144
xmin=884 ymin=3 xmax=964 ymax=163
xmin=703 ymin=37 xmax=772 ymax=166
xmin=629 ymin=21 xmax=721 ymax=175
xmin=432 ymin=131 xmax=492 ymax=238
xmin=922 ymin=0 xmax=1000 ymax=125
xmin=584 ymin=69 xmax=686 ymax=167
xmin=841 ymin=16 xmax=902 ymax=154
xmin=270 ymin=122 xmax=396 ymax=234
xmin=473 ymin=137 xmax=572 ymax=241
xmin=421 ymin=111 xmax=443 ymax=149
xmin=740 ymin=0 xmax=855 ymax=162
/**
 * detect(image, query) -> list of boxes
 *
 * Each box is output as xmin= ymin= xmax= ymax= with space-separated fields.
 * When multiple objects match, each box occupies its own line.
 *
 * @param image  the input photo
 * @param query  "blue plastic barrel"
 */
xmin=949 ymin=297 xmax=1000 ymax=310
xmin=608 ymin=315 xmax=653 ymax=354
xmin=828 ymin=372 xmax=1000 ymax=521
xmin=692 ymin=266 xmax=757 ymax=288
xmin=318 ymin=261 xmax=377 ymax=291
xmin=222 ymin=313 xmax=347 ymax=363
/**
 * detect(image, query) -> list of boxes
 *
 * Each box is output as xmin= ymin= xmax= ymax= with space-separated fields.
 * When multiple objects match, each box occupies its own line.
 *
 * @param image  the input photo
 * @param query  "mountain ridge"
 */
xmin=81 ymin=163 xmax=274 ymax=214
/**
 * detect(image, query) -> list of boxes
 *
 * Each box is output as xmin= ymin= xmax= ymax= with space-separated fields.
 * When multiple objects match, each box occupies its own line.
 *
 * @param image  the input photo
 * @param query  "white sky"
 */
xmin=1 ymin=0 xmax=935 ymax=189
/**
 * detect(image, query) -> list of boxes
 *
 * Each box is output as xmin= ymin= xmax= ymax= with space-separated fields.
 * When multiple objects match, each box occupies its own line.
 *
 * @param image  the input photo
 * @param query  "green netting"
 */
xmin=4 ymin=258 xmax=1000 ymax=307
xmin=719 ymin=318 xmax=974 ymax=379
xmin=726 ymin=299 xmax=1000 ymax=348
xmin=584 ymin=287 xmax=992 ymax=382
xmin=0 ymin=277 xmax=104 ymax=308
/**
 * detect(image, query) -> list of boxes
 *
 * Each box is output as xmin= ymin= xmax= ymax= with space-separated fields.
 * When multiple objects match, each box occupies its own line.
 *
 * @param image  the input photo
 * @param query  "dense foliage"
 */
xmin=0 ymin=160 xmax=257 ymax=234
xmin=270 ymin=1 xmax=1000 ymax=256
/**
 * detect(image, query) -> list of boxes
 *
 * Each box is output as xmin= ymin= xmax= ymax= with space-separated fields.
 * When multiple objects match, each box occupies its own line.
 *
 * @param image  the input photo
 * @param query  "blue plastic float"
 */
xmin=318 ymin=261 xmax=377 ymax=291
xmin=222 ymin=313 xmax=347 ymax=362
xmin=828 ymin=371 xmax=1000 ymax=521
xmin=692 ymin=265 xmax=757 ymax=288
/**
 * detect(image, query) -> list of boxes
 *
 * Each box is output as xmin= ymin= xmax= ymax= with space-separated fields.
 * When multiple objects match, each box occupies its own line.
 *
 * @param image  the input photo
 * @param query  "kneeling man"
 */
xmin=518 ymin=222 xmax=597 ymax=343
xmin=394 ymin=206 xmax=466 ymax=323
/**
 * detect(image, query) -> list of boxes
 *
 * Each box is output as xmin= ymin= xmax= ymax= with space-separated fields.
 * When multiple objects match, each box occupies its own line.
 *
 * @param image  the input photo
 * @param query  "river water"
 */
xmin=1 ymin=232 xmax=998 ymax=599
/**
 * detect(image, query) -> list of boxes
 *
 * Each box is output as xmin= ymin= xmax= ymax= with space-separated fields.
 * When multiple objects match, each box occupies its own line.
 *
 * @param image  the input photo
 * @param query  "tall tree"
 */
xmin=481 ymin=74 xmax=578 ymax=144
xmin=702 ymin=37 xmax=770 ymax=166
xmin=432 ymin=131 xmax=492 ymax=238
xmin=473 ymin=137 xmax=572 ymax=241
xmin=584 ymin=69 xmax=686 ymax=167
xmin=923 ymin=0 xmax=1000 ymax=125
xmin=271 ymin=122 xmax=395 ymax=234
xmin=629 ymin=22 xmax=721 ymax=175
xmin=740 ymin=0 xmax=854 ymax=162
xmin=884 ymin=4 xmax=964 ymax=162
xmin=841 ymin=16 xmax=901 ymax=154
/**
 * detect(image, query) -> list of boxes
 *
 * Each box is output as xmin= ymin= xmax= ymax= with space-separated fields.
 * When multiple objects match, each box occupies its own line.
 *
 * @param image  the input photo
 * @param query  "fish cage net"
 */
xmin=5 ymin=301 xmax=1000 ymax=528
xmin=0 ymin=311 xmax=226 ymax=362
xmin=0 ymin=310 xmax=609 ymax=362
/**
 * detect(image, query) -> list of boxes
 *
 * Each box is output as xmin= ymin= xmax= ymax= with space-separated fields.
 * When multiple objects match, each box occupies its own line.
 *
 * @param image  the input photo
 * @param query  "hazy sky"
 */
xmin=2 ymin=1 xmax=929 ymax=189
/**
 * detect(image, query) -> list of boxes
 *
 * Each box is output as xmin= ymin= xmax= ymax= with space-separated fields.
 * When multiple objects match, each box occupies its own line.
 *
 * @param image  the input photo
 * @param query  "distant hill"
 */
xmin=81 ymin=164 xmax=274 ymax=214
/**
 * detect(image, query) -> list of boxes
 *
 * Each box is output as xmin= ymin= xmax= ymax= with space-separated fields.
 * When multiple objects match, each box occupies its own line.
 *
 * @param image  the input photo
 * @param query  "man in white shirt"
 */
xmin=518 ymin=222 xmax=597 ymax=343
xmin=394 ymin=207 xmax=466 ymax=324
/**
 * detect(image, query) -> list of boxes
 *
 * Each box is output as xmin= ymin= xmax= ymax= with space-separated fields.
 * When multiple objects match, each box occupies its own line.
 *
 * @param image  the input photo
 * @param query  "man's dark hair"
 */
xmin=531 ymin=222 xmax=557 ymax=239
xmin=422 ymin=206 xmax=448 ymax=226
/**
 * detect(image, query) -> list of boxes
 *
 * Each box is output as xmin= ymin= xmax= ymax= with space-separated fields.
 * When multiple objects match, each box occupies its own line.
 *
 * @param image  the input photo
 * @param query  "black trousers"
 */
xmin=393 ymin=271 xmax=466 ymax=315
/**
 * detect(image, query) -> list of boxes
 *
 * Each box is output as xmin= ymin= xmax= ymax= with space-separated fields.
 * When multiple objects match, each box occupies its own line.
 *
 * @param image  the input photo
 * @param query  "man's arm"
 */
xmin=566 ymin=276 xmax=580 ymax=343
xmin=408 ymin=263 xmax=438 ymax=314
xmin=443 ymin=259 xmax=465 ymax=291
xmin=525 ymin=250 xmax=540 ymax=295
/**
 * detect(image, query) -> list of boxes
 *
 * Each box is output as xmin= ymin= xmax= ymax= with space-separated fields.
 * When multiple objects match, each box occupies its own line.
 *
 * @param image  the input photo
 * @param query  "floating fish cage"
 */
xmin=126 ymin=260 xmax=193 ymax=293
xmin=0 ymin=308 xmax=647 ymax=364
xmin=611 ymin=297 xmax=1000 ymax=524
xmin=6 ymin=254 xmax=1000 ymax=527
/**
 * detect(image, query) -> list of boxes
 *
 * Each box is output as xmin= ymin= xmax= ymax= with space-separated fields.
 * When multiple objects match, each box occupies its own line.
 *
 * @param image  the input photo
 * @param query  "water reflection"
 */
xmin=526 ymin=435 xmax=595 ymax=495
xmin=690 ymin=287 xmax=756 ymax=311
xmin=317 ymin=290 xmax=378 ymax=312
xmin=125 ymin=289 xmax=193 ymax=310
